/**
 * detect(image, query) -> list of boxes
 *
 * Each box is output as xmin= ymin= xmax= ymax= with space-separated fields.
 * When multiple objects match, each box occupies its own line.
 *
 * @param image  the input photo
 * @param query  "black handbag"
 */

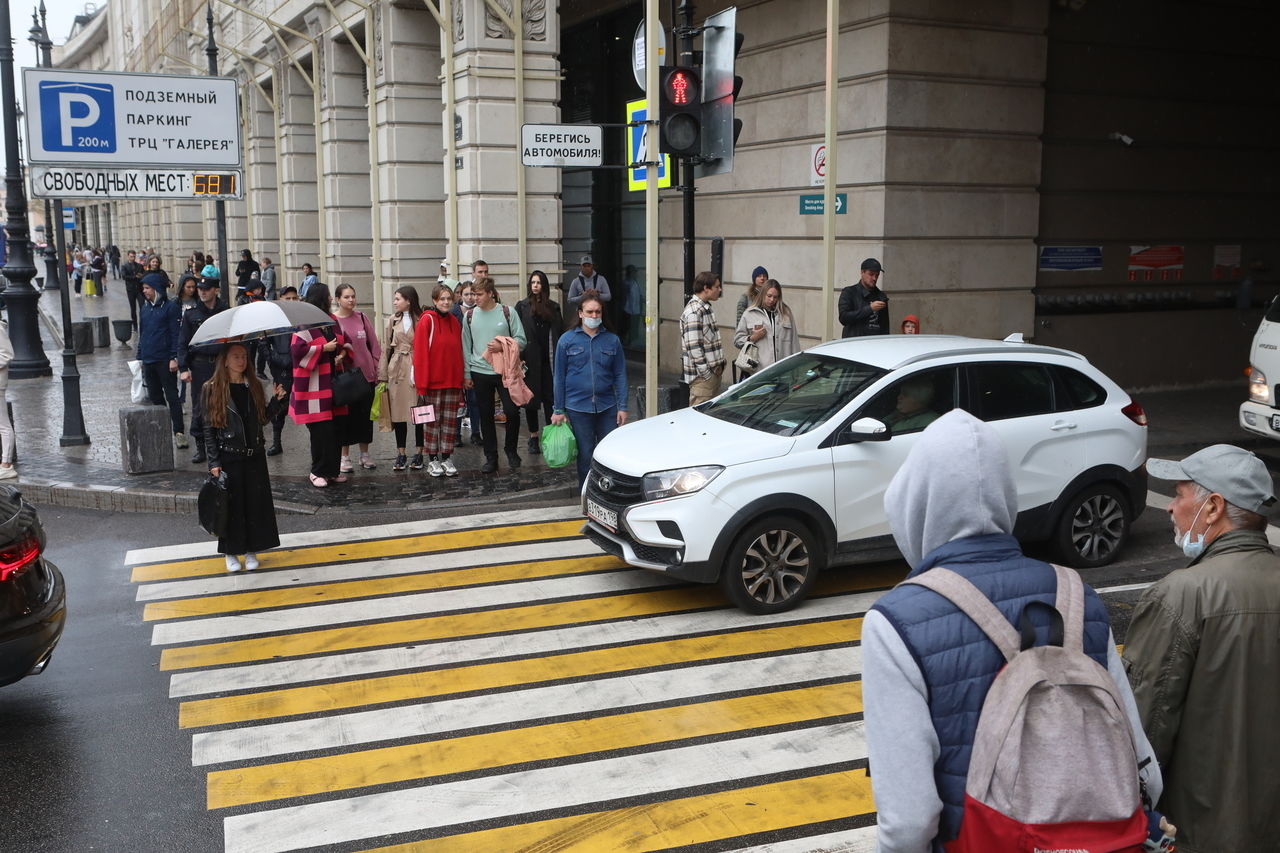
xmin=331 ymin=367 xmax=372 ymax=407
xmin=197 ymin=473 xmax=229 ymax=537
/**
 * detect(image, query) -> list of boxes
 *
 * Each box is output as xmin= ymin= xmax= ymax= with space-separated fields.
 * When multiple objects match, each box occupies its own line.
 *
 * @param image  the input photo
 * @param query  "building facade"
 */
xmin=48 ymin=0 xmax=1278 ymax=386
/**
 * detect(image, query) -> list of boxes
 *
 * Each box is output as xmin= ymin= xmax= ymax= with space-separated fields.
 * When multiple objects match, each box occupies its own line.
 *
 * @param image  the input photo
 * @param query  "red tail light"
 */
xmin=1121 ymin=400 xmax=1148 ymax=427
xmin=0 ymin=538 xmax=41 ymax=582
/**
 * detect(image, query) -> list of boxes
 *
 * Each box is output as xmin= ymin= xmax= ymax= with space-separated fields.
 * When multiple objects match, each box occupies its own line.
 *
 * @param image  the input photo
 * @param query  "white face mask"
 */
xmin=583 ymin=317 xmax=603 ymax=329
xmin=1173 ymin=497 xmax=1213 ymax=559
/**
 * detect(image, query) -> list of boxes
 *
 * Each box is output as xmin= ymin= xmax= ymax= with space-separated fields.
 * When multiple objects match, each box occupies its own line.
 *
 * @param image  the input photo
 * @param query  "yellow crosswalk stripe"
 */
xmin=142 ymin=555 xmax=625 ymax=621
xmin=130 ymin=520 xmax=585 ymax=582
xmin=179 ymin=616 xmax=864 ymax=729
xmin=206 ymin=681 xmax=862 ymax=809
xmin=160 ymin=566 xmax=900 ymax=673
xmin=355 ymin=769 xmax=875 ymax=853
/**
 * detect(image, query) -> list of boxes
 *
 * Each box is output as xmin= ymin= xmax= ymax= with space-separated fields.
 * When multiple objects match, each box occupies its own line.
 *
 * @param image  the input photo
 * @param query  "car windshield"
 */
xmin=700 ymin=354 xmax=885 ymax=436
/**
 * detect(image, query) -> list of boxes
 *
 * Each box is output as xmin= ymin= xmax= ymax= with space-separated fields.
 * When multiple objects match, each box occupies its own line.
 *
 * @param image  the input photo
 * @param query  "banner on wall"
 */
xmin=1213 ymin=244 xmax=1242 ymax=280
xmin=1127 ymin=245 xmax=1184 ymax=281
xmin=1038 ymin=246 xmax=1103 ymax=272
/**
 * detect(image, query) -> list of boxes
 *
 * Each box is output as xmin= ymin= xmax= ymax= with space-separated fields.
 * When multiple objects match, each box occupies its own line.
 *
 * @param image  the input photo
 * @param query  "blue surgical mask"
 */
xmin=583 ymin=317 xmax=603 ymax=329
xmin=1173 ymin=498 xmax=1213 ymax=559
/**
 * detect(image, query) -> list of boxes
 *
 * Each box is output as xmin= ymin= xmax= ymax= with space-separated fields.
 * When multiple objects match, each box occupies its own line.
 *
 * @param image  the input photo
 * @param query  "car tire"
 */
xmin=1052 ymin=483 xmax=1130 ymax=569
xmin=719 ymin=515 xmax=824 ymax=614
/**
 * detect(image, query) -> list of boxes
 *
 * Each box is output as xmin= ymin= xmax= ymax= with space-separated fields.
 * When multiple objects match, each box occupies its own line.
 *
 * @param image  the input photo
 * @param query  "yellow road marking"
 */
xmin=130 ymin=520 xmax=585 ymax=583
xmin=356 ymin=769 xmax=875 ymax=853
xmin=206 ymin=681 xmax=862 ymax=809
xmin=179 ymin=616 xmax=864 ymax=729
xmin=143 ymin=555 xmax=625 ymax=621
xmin=161 ymin=566 xmax=901 ymax=673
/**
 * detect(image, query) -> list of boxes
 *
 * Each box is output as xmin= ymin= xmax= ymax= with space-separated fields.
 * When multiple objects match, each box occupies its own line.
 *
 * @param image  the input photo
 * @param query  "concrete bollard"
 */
xmin=89 ymin=315 xmax=110 ymax=347
xmin=71 ymin=321 xmax=94 ymax=355
xmin=119 ymin=406 xmax=175 ymax=474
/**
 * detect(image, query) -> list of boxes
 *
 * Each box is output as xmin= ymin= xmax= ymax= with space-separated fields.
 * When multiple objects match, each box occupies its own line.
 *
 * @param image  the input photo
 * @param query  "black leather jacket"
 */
xmin=204 ymin=392 xmax=286 ymax=469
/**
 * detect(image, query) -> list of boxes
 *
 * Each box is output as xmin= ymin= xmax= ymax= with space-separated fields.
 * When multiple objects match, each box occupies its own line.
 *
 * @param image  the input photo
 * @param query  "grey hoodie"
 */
xmin=862 ymin=410 xmax=1159 ymax=852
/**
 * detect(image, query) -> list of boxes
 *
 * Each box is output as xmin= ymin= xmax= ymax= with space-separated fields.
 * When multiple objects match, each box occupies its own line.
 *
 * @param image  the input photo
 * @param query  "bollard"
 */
xmin=89 ymin=315 xmax=110 ymax=347
xmin=71 ymin=321 xmax=94 ymax=355
xmin=119 ymin=406 xmax=175 ymax=474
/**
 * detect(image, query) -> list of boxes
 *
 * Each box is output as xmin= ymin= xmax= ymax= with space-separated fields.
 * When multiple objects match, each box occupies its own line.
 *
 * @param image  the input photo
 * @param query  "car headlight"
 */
xmin=642 ymin=466 xmax=724 ymax=501
xmin=1249 ymin=367 xmax=1269 ymax=404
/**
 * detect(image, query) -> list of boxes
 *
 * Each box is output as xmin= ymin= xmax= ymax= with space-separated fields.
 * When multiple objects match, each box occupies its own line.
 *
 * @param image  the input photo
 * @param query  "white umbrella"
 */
xmin=189 ymin=300 xmax=334 ymax=346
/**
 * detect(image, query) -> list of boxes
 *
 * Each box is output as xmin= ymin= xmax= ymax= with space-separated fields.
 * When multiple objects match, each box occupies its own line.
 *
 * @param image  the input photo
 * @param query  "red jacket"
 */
xmin=412 ymin=308 xmax=464 ymax=394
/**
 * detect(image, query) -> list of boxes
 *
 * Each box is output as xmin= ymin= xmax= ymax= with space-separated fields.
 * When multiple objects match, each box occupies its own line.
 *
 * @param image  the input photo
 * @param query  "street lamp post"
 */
xmin=30 ymin=1 xmax=89 ymax=444
xmin=206 ymin=5 xmax=230 ymax=307
xmin=0 ymin=0 xmax=52 ymax=378
xmin=31 ymin=8 xmax=58 ymax=293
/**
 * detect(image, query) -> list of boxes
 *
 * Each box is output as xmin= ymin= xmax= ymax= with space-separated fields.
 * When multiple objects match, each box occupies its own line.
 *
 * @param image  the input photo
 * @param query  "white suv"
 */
xmin=583 ymin=335 xmax=1149 ymax=613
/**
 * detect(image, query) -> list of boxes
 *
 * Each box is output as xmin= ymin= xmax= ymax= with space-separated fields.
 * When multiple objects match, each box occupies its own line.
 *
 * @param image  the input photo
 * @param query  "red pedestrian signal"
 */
xmin=659 ymin=67 xmax=702 ymax=157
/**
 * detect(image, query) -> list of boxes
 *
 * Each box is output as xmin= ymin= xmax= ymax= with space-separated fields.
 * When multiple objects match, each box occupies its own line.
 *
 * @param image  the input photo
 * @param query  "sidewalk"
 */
xmin=13 ymin=275 xmax=577 ymax=515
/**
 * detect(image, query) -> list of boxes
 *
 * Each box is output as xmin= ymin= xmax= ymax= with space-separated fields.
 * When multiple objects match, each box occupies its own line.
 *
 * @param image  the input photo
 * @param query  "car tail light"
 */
xmin=0 ymin=537 xmax=41 ymax=583
xmin=1121 ymin=401 xmax=1148 ymax=427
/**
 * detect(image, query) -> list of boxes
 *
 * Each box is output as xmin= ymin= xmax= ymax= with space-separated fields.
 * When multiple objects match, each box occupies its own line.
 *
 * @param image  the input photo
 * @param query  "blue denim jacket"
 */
xmin=553 ymin=327 xmax=628 ymax=414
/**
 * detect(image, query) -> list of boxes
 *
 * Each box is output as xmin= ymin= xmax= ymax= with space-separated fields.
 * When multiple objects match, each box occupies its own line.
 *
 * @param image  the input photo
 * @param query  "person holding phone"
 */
xmin=734 ymin=279 xmax=799 ymax=375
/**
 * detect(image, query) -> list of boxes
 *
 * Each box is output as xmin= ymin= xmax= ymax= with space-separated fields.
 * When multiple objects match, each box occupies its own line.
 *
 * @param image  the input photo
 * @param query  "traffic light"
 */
xmin=697 ymin=8 xmax=743 ymax=178
xmin=659 ymin=66 xmax=702 ymax=157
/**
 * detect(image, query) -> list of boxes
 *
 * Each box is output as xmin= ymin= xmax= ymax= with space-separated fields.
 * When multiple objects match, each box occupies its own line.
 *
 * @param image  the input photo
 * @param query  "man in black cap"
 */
xmin=178 ymin=278 xmax=229 ymax=463
xmin=838 ymin=257 xmax=889 ymax=337
xmin=1123 ymin=444 xmax=1280 ymax=853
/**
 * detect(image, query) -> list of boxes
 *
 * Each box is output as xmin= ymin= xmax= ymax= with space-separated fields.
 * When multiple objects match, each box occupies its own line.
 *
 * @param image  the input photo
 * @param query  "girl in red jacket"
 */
xmin=412 ymin=284 xmax=465 ymax=477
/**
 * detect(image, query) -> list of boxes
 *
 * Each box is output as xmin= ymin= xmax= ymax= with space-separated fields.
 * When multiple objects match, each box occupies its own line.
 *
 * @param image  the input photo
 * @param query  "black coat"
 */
xmin=177 ymin=298 xmax=229 ymax=371
xmin=206 ymin=383 xmax=281 ymax=556
xmin=838 ymin=283 xmax=890 ymax=337
xmin=515 ymin=298 xmax=563 ymax=396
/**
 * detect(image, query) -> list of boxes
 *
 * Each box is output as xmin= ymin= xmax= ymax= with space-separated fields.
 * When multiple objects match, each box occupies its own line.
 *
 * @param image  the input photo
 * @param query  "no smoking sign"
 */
xmin=810 ymin=143 xmax=827 ymax=186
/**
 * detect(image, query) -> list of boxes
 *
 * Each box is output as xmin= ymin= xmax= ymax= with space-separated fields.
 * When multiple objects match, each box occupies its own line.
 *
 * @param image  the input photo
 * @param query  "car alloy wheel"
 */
xmin=1054 ymin=483 xmax=1129 ymax=569
xmin=720 ymin=515 xmax=823 ymax=614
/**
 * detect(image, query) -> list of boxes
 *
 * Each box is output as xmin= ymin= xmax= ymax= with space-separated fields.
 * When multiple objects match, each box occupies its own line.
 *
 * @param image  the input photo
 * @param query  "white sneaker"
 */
xmin=225 ymin=554 xmax=243 ymax=573
xmin=441 ymin=459 xmax=458 ymax=477
xmin=427 ymin=459 xmax=444 ymax=477
xmin=0 ymin=467 xmax=16 ymax=480
xmin=244 ymin=553 xmax=260 ymax=572
xmin=175 ymin=432 xmax=190 ymax=449
xmin=340 ymin=456 xmax=355 ymax=473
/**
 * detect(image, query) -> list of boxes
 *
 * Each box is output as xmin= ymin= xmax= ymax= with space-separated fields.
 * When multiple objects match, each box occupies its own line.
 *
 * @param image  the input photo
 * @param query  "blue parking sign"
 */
xmin=39 ymin=81 xmax=116 ymax=154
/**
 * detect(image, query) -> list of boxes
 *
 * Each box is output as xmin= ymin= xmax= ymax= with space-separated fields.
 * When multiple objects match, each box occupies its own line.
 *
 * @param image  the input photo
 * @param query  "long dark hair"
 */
xmin=526 ymin=270 xmax=555 ymax=322
xmin=568 ymin=289 xmax=615 ymax=333
xmin=303 ymin=281 xmax=332 ymax=314
xmin=394 ymin=286 xmax=422 ymax=323
xmin=203 ymin=344 xmax=268 ymax=428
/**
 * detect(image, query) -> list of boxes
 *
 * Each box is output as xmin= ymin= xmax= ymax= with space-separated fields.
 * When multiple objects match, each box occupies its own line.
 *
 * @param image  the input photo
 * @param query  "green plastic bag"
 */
xmin=540 ymin=422 xmax=577 ymax=469
xmin=369 ymin=382 xmax=387 ymax=420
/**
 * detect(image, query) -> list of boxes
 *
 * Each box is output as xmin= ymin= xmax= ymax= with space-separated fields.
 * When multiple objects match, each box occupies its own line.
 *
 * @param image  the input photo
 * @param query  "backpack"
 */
xmin=902 ymin=564 xmax=1148 ymax=853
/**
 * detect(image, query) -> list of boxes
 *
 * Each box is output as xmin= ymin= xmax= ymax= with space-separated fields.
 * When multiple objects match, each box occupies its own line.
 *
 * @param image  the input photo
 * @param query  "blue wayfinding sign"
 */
xmin=799 ymin=193 xmax=846 ymax=215
xmin=1039 ymin=246 xmax=1103 ymax=272
xmin=39 ymin=80 xmax=117 ymax=154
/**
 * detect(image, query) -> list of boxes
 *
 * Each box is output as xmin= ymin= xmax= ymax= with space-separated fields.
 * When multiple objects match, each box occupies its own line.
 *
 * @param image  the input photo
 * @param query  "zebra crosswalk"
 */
xmin=126 ymin=506 xmax=901 ymax=852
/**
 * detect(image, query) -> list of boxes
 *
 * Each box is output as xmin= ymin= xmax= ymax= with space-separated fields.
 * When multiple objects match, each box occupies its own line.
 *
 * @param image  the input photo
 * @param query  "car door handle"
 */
xmin=1050 ymin=420 xmax=1078 ymax=431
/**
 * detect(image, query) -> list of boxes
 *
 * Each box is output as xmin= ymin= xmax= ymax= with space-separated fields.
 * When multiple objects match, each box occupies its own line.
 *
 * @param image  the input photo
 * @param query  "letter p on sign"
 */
xmin=39 ymin=81 xmax=116 ymax=154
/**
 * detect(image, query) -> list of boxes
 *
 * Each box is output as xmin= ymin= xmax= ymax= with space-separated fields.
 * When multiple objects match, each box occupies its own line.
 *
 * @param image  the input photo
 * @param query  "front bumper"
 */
xmin=1239 ymin=401 xmax=1280 ymax=439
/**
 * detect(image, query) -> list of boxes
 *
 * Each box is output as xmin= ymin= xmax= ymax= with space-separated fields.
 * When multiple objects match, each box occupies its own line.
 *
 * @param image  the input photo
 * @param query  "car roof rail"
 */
xmin=892 ymin=343 xmax=1085 ymax=369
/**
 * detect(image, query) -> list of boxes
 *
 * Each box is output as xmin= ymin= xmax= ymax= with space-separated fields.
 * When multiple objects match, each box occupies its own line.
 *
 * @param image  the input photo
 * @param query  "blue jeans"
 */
xmin=567 ymin=408 xmax=618 ymax=488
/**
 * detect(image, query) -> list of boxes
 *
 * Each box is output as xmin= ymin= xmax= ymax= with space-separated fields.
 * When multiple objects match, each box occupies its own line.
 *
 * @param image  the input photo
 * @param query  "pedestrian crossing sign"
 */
xmin=626 ymin=98 xmax=672 ymax=192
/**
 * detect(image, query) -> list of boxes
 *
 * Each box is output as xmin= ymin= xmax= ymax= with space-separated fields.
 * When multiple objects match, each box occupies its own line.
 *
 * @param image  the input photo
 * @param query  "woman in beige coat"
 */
xmin=733 ymin=279 xmax=799 ymax=375
xmin=378 ymin=286 xmax=424 ymax=471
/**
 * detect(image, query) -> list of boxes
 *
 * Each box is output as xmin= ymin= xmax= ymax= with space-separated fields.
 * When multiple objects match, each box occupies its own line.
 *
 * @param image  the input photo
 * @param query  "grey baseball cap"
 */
xmin=1147 ymin=444 xmax=1277 ymax=513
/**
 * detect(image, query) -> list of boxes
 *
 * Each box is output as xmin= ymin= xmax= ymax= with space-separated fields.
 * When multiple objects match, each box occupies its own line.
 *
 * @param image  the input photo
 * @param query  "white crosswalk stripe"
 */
xmin=128 ymin=508 xmax=888 ymax=852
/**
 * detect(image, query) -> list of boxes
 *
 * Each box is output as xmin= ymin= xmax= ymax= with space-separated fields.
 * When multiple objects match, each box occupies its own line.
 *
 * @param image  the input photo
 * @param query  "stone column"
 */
xmin=245 ymin=83 xmax=280 ymax=260
xmin=278 ymin=61 xmax=321 ymax=272
xmin=376 ymin=3 xmax=443 ymax=307
xmin=450 ymin=0 xmax=561 ymax=302
xmin=318 ymin=30 xmax=373 ymax=295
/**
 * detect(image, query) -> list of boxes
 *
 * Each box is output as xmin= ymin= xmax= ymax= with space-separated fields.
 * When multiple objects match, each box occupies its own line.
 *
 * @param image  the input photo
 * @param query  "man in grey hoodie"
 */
xmin=861 ymin=409 xmax=1159 ymax=851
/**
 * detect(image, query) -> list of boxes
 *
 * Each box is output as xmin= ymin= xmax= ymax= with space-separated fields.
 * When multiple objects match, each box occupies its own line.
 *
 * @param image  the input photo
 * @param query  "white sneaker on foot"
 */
xmin=441 ymin=459 xmax=458 ymax=477
xmin=244 ymin=553 xmax=260 ymax=571
xmin=340 ymin=456 xmax=355 ymax=473
xmin=0 ymin=466 xmax=16 ymax=480
xmin=427 ymin=459 xmax=444 ymax=477
xmin=175 ymin=432 xmax=190 ymax=449
xmin=225 ymin=554 xmax=243 ymax=573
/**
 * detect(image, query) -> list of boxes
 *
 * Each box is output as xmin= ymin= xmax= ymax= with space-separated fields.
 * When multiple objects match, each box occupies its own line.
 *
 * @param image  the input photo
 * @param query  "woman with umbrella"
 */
xmin=204 ymin=343 xmax=288 ymax=572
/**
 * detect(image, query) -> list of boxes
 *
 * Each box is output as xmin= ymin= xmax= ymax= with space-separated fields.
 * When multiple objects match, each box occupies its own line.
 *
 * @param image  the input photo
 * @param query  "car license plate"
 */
xmin=1271 ymin=415 xmax=1280 ymax=432
xmin=586 ymin=498 xmax=617 ymax=531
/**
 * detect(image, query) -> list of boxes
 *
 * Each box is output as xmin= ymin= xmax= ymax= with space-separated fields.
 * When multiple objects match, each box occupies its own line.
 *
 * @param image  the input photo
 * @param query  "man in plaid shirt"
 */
xmin=680 ymin=271 xmax=726 ymax=405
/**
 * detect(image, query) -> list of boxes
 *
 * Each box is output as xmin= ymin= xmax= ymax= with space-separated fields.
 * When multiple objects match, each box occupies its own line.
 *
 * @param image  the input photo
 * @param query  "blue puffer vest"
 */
xmin=870 ymin=534 xmax=1114 ymax=847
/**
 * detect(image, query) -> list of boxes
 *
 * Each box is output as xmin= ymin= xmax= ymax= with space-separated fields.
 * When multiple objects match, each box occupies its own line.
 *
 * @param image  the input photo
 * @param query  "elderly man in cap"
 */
xmin=838 ymin=257 xmax=889 ymax=337
xmin=1123 ymin=444 xmax=1280 ymax=853
xmin=567 ymin=254 xmax=611 ymax=306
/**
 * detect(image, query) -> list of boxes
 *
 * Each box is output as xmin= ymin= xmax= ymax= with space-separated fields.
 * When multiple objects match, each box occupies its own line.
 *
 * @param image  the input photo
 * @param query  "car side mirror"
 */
xmin=844 ymin=417 xmax=890 ymax=443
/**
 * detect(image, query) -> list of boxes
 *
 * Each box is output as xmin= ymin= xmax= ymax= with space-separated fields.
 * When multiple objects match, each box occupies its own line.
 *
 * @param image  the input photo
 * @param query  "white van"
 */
xmin=1240 ymin=301 xmax=1280 ymax=438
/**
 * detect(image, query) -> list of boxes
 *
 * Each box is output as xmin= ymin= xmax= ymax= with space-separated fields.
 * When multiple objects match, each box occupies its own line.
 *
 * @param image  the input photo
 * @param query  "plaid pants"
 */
xmin=422 ymin=387 xmax=462 ymax=454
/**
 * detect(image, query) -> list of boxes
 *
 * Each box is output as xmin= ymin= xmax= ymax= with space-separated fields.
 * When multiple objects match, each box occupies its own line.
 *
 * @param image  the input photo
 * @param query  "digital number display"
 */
xmin=193 ymin=173 xmax=236 ymax=196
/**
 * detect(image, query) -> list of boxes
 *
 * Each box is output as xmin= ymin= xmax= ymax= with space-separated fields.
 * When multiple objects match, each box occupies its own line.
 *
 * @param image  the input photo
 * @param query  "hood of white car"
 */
xmin=593 ymin=407 xmax=795 ymax=476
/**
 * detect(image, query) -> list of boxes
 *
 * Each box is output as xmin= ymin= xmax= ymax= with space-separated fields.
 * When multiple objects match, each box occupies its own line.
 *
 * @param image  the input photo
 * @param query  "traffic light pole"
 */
xmin=675 ymin=0 xmax=697 ymax=298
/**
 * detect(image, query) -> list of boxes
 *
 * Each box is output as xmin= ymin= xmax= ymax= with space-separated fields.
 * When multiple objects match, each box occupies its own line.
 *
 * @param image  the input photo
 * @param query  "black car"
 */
xmin=0 ymin=485 xmax=65 ymax=687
